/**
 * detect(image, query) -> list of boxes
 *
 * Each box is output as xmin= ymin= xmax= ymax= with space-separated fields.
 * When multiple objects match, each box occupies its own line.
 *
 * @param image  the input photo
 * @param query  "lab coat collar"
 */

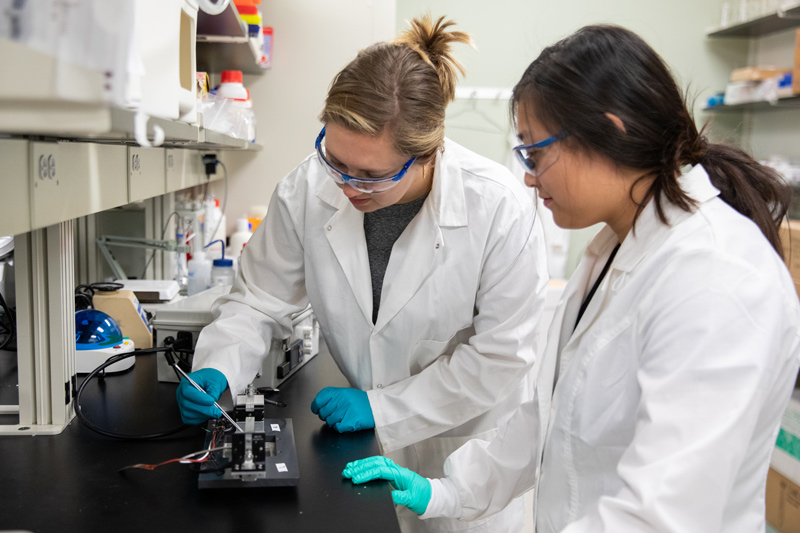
xmin=430 ymin=139 xmax=469 ymax=228
xmin=607 ymin=164 xmax=720 ymax=273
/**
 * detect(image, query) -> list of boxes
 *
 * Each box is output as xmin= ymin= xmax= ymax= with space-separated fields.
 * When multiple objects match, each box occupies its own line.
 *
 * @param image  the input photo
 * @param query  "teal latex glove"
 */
xmin=310 ymin=387 xmax=375 ymax=432
xmin=343 ymin=456 xmax=432 ymax=515
xmin=175 ymin=368 xmax=227 ymax=425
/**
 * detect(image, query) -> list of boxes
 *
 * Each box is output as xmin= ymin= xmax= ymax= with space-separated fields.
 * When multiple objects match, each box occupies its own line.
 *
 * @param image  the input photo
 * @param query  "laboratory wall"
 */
xmin=211 ymin=0 xmax=397 ymax=236
xmin=397 ymin=0 xmax=747 ymax=165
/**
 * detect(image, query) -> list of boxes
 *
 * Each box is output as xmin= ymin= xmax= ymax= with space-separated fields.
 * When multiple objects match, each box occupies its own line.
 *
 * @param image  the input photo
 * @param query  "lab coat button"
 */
xmin=326 ymin=225 xmax=332 ymax=231
xmin=435 ymin=243 xmax=440 ymax=249
xmin=376 ymin=383 xmax=383 ymax=389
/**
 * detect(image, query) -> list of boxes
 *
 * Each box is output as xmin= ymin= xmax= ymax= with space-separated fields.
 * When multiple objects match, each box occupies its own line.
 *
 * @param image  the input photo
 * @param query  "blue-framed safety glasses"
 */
xmin=315 ymin=126 xmax=417 ymax=194
xmin=512 ymin=131 xmax=569 ymax=177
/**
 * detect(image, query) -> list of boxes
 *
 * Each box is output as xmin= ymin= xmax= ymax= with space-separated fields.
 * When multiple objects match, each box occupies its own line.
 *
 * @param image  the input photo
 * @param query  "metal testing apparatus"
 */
xmin=197 ymin=384 xmax=299 ymax=488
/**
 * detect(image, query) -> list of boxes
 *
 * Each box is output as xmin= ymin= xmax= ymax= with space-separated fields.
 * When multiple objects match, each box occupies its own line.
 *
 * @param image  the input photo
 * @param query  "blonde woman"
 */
xmin=179 ymin=15 xmax=548 ymax=532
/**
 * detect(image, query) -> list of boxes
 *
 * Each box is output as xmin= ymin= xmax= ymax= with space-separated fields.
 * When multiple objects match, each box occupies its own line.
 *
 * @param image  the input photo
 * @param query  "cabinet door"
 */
xmin=30 ymin=142 xmax=127 ymax=230
xmin=128 ymin=147 xmax=166 ymax=202
xmin=0 ymin=139 xmax=31 ymax=236
xmin=166 ymin=149 xmax=206 ymax=192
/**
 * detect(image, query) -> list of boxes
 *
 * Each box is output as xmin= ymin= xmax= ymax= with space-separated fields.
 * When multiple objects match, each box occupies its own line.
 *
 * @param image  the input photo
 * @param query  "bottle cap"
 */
xmin=221 ymin=70 xmax=243 ymax=84
xmin=213 ymin=258 xmax=234 ymax=267
xmin=236 ymin=218 xmax=251 ymax=232
xmin=193 ymin=251 xmax=206 ymax=261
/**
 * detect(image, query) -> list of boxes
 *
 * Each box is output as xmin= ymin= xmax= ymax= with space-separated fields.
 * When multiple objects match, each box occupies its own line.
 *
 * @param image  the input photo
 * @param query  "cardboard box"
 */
xmin=93 ymin=290 xmax=153 ymax=349
xmin=768 ymin=391 xmax=800 ymax=533
xmin=794 ymin=29 xmax=800 ymax=95
xmin=773 ymin=391 xmax=800 ymax=485
xmin=767 ymin=468 xmax=800 ymax=533
xmin=779 ymin=221 xmax=800 ymax=291
xmin=731 ymin=66 xmax=791 ymax=82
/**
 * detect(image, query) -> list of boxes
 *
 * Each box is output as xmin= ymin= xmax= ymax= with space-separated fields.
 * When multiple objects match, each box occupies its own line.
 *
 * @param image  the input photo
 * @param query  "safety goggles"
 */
xmin=512 ymin=131 xmax=569 ymax=177
xmin=315 ymin=126 xmax=417 ymax=194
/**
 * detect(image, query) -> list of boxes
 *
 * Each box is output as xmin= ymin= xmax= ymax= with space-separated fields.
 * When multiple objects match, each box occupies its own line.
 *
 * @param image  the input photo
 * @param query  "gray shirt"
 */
xmin=364 ymin=193 xmax=429 ymax=324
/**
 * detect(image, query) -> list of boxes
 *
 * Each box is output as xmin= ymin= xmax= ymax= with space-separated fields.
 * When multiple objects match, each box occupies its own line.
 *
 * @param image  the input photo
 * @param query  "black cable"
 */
xmin=75 ymin=282 xmax=124 ymax=311
xmin=0 ymin=290 xmax=15 ymax=351
xmin=73 ymin=346 xmax=192 ymax=440
xmin=91 ymin=282 xmax=125 ymax=292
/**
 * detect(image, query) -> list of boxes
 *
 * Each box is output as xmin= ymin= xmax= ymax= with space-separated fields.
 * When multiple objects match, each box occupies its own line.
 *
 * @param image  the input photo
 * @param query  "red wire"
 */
xmin=120 ymin=425 xmax=228 ymax=472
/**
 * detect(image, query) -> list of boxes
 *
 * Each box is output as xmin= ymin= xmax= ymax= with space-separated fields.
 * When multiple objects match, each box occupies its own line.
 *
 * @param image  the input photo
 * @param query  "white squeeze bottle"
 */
xmin=187 ymin=251 xmax=212 ymax=296
xmin=228 ymin=218 xmax=252 ymax=259
xmin=211 ymin=257 xmax=235 ymax=287
xmin=207 ymin=240 xmax=235 ymax=287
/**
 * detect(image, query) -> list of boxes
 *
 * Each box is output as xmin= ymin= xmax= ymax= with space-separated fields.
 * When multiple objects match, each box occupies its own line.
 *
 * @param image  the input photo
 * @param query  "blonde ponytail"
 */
xmin=321 ymin=14 xmax=472 ymax=161
xmin=394 ymin=14 xmax=474 ymax=104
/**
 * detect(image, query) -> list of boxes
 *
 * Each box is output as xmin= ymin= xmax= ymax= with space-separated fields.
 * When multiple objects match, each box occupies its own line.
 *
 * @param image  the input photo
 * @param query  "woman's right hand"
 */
xmin=175 ymin=368 xmax=227 ymax=424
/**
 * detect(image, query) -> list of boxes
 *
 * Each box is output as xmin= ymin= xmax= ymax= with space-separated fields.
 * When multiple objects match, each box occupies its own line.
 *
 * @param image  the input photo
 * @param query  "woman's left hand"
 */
xmin=310 ymin=386 xmax=375 ymax=432
xmin=343 ymin=456 xmax=432 ymax=515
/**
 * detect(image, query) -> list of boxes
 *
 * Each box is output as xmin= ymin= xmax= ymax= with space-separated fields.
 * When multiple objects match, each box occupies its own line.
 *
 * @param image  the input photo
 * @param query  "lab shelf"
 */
xmin=196 ymin=2 xmax=267 ymax=74
xmin=0 ymin=107 xmax=261 ymax=151
xmin=703 ymin=95 xmax=800 ymax=112
xmin=707 ymin=2 xmax=800 ymax=38
xmin=202 ymin=128 xmax=262 ymax=150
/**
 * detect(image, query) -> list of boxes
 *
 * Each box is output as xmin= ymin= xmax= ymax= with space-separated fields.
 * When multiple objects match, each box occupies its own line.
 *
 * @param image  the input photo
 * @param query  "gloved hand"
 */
xmin=176 ymin=368 xmax=227 ymax=425
xmin=343 ymin=456 xmax=432 ymax=515
xmin=310 ymin=386 xmax=375 ymax=432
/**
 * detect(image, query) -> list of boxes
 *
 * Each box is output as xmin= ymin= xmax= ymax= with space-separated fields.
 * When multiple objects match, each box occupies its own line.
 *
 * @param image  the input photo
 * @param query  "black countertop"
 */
xmin=0 ymin=346 xmax=400 ymax=533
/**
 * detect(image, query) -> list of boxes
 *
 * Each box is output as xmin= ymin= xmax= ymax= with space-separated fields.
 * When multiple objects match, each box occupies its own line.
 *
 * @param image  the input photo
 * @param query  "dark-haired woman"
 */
xmin=344 ymin=24 xmax=800 ymax=532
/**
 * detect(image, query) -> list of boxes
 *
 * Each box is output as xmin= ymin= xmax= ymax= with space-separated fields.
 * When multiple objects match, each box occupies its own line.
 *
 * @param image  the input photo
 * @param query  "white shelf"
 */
xmin=0 ymin=107 xmax=261 ymax=151
xmin=703 ymin=95 xmax=800 ymax=112
xmin=707 ymin=2 xmax=800 ymax=37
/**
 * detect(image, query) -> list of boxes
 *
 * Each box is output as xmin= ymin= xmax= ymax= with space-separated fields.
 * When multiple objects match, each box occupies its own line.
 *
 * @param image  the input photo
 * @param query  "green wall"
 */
xmin=397 ymin=0 xmax=747 ymax=164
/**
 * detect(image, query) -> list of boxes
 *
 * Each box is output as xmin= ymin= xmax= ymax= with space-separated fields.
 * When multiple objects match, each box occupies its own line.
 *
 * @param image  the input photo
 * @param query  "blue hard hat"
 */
xmin=75 ymin=309 xmax=124 ymax=351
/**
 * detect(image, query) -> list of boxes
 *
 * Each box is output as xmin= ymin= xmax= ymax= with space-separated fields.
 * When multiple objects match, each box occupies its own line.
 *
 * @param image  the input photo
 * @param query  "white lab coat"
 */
xmin=192 ymin=139 xmax=549 ymax=532
xmin=438 ymin=165 xmax=800 ymax=532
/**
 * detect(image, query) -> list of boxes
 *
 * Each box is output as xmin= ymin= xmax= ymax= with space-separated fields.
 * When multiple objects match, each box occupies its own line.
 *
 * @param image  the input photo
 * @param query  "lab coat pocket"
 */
xmin=575 ymin=318 xmax=638 ymax=448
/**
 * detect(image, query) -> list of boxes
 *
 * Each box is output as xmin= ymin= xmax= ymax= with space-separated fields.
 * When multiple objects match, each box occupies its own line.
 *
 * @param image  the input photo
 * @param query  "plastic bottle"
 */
xmin=218 ymin=70 xmax=248 ymax=100
xmin=261 ymin=27 xmax=273 ymax=69
xmin=175 ymin=233 xmax=189 ymax=293
xmin=207 ymin=240 xmax=235 ymax=287
xmin=228 ymin=217 xmax=252 ymax=259
xmin=187 ymin=251 xmax=212 ymax=296
xmin=248 ymin=204 xmax=268 ymax=233
xmin=211 ymin=257 xmax=235 ymax=287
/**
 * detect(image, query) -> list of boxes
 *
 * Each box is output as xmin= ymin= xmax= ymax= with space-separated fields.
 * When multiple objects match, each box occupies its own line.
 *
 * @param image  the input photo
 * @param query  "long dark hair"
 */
xmin=511 ymin=25 xmax=791 ymax=255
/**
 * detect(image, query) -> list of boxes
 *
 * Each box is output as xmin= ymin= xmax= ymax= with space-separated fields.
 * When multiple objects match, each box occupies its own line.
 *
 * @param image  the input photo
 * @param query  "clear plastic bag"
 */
xmin=197 ymin=93 xmax=256 ymax=141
